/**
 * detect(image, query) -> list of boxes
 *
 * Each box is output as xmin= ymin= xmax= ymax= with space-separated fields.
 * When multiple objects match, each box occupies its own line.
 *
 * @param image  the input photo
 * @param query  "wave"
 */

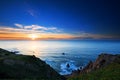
xmin=60 ymin=60 xmax=80 ymax=75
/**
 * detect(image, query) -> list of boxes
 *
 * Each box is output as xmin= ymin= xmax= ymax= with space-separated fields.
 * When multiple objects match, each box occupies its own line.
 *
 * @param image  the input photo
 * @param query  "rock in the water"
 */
xmin=62 ymin=53 xmax=65 ymax=55
xmin=66 ymin=63 xmax=70 ymax=68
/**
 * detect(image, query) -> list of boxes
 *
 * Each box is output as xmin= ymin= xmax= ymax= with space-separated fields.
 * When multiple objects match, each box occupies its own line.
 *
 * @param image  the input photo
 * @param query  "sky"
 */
xmin=0 ymin=0 xmax=120 ymax=40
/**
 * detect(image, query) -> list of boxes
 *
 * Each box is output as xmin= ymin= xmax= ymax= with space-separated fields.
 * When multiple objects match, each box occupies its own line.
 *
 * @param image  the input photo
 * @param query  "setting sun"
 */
xmin=28 ymin=34 xmax=38 ymax=40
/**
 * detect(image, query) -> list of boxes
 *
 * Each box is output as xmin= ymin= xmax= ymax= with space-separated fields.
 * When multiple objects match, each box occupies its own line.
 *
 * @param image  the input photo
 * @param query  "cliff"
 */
xmin=82 ymin=53 xmax=120 ymax=73
xmin=68 ymin=54 xmax=120 ymax=80
xmin=0 ymin=48 xmax=65 ymax=80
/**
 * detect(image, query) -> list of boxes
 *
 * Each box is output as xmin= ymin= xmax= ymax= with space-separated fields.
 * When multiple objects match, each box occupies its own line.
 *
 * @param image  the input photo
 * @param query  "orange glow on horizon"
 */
xmin=0 ymin=32 xmax=75 ymax=40
xmin=28 ymin=34 xmax=38 ymax=40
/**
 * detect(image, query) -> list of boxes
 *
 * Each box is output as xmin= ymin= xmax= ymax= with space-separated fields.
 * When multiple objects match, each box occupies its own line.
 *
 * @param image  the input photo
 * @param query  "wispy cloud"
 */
xmin=24 ymin=25 xmax=57 ymax=31
xmin=13 ymin=23 xmax=61 ymax=33
xmin=27 ymin=9 xmax=38 ymax=17
xmin=14 ymin=23 xmax=24 ymax=28
xmin=71 ymin=33 xmax=117 ymax=39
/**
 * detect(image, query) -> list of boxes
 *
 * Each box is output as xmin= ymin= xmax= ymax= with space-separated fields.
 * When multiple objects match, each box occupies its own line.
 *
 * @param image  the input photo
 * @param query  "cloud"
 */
xmin=27 ymin=9 xmax=38 ymax=17
xmin=24 ymin=25 xmax=48 ymax=30
xmin=14 ymin=23 xmax=61 ymax=33
xmin=10 ymin=24 xmax=62 ymax=33
xmin=14 ymin=23 xmax=23 ymax=28
xmin=71 ymin=33 xmax=116 ymax=39
xmin=24 ymin=25 xmax=59 ymax=32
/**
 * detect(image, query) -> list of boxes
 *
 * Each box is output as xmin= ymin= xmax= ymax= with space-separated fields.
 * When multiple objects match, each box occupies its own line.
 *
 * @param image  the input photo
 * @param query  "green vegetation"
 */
xmin=68 ymin=63 xmax=120 ymax=80
xmin=0 ymin=48 xmax=65 ymax=80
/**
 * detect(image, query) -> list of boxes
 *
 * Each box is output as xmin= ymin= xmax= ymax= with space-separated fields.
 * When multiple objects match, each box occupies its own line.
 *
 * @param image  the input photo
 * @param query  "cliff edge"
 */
xmin=68 ymin=53 xmax=120 ymax=80
xmin=0 ymin=48 xmax=65 ymax=80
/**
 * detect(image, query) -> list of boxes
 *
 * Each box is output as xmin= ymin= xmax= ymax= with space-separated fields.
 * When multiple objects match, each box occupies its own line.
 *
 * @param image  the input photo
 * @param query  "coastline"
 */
xmin=0 ymin=48 xmax=120 ymax=80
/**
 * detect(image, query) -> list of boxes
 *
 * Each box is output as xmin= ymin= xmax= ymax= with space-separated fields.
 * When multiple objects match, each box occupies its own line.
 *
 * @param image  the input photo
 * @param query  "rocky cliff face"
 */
xmin=69 ymin=53 xmax=120 ymax=76
xmin=68 ymin=54 xmax=120 ymax=80
xmin=83 ymin=54 xmax=120 ymax=73
xmin=0 ymin=48 xmax=65 ymax=80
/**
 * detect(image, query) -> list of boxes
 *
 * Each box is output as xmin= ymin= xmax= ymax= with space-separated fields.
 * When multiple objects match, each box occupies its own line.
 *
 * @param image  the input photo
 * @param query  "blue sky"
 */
xmin=0 ymin=0 xmax=120 ymax=40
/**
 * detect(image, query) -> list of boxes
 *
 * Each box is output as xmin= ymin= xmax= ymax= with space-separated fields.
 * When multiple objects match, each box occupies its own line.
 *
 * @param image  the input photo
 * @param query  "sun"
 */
xmin=28 ymin=34 xmax=38 ymax=40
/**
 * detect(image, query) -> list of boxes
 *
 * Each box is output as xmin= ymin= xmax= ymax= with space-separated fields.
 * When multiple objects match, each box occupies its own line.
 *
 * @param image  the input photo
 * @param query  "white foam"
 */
xmin=60 ymin=61 xmax=79 ymax=75
xmin=44 ymin=59 xmax=54 ymax=65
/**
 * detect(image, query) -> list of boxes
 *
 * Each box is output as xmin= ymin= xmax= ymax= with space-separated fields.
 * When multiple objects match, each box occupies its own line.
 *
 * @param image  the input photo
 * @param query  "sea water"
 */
xmin=0 ymin=40 xmax=120 ymax=75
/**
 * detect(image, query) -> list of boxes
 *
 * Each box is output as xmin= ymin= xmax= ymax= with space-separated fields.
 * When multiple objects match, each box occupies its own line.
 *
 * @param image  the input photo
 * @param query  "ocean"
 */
xmin=0 ymin=40 xmax=120 ymax=75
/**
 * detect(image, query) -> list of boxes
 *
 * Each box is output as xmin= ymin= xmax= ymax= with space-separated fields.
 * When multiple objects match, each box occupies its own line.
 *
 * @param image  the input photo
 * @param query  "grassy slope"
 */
xmin=0 ymin=48 xmax=65 ymax=80
xmin=68 ymin=62 xmax=120 ymax=80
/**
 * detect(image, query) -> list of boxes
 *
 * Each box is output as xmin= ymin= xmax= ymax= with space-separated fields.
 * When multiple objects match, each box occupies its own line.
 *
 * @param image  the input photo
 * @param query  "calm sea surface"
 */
xmin=0 ymin=40 xmax=120 ymax=75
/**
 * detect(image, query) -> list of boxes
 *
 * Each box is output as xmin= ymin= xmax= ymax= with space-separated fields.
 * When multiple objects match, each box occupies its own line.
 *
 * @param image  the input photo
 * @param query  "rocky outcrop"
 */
xmin=69 ymin=53 xmax=120 ymax=77
xmin=0 ymin=48 xmax=65 ymax=80
xmin=82 ymin=54 xmax=120 ymax=73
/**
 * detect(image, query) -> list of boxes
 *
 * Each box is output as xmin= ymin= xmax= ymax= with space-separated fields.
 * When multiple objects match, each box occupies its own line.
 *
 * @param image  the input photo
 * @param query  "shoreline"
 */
xmin=0 ymin=48 xmax=120 ymax=80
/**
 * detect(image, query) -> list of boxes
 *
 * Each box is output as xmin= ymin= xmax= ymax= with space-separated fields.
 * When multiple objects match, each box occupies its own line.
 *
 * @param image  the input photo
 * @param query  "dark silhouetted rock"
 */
xmin=62 ymin=53 xmax=65 ymax=55
xmin=66 ymin=63 xmax=70 ymax=68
